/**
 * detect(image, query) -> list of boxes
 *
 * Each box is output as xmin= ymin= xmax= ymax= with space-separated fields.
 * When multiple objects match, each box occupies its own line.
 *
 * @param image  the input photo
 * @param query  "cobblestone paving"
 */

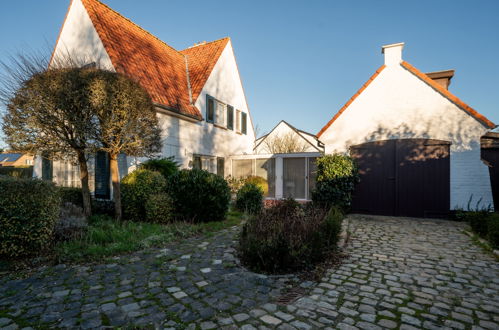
xmin=1 ymin=215 xmax=499 ymax=329
xmin=280 ymin=215 xmax=499 ymax=330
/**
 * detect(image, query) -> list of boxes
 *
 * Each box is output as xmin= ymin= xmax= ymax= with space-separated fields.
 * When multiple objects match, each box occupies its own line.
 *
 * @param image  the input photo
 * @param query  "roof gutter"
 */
xmin=153 ymin=103 xmax=202 ymax=123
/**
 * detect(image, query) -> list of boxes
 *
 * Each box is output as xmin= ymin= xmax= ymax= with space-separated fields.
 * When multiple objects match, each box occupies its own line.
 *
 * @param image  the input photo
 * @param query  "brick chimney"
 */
xmin=425 ymin=70 xmax=455 ymax=90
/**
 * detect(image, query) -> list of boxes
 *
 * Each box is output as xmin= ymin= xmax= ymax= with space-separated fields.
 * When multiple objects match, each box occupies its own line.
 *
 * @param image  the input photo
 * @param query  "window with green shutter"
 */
xmin=227 ymin=105 xmax=234 ymax=130
xmin=242 ymin=112 xmax=247 ymax=135
xmin=206 ymin=95 xmax=214 ymax=123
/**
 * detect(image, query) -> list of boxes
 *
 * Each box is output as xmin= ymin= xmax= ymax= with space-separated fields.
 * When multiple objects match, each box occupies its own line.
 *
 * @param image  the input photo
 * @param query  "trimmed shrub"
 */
xmin=0 ymin=177 xmax=60 ymax=258
xmin=244 ymin=176 xmax=268 ymax=195
xmin=145 ymin=193 xmax=174 ymax=224
xmin=0 ymin=166 xmax=33 ymax=179
xmin=168 ymin=169 xmax=230 ymax=222
xmin=56 ymin=202 xmax=88 ymax=241
xmin=91 ymin=199 xmax=115 ymax=216
xmin=121 ymin=169 xmax=167 ymax=221
xmin=236 ymin=183 xmax=264 ymax=214
xmin=139 ymin=157 xmax=179 ymax=179
xmin=466 ymin=211 xmax=490 ymax=236
xmin=312 ymin=154 xmax=359 ymax=210
xmin=58 ymin=187 xmax=84 ymax=207
xmin=487 ymin=213 xmax=499 ymax=249
xmin=239 ymin=199 xmax=343 ymax=273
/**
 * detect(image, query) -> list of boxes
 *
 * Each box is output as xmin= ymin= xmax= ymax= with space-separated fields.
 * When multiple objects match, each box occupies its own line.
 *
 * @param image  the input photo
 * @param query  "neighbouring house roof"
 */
xmin=317 ymin=61 xmax=496 ymax=137
xmin=255 ymin=120 xmax=324 ymax=153
xmin=58 ymin=0 xmax=231 ymax=120
xmin=0 ymin=153 xmax=22 ymax=163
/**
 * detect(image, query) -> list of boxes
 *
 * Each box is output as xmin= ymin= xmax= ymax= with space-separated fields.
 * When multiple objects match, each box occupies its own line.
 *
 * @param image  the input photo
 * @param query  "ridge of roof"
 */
xmin=317 ymin=65 xmax=386 ymax=138
xmin=401 ymin=61 xmax=495 ymax=129
xmin=82 ymin=0 xmax=183 ymax=57
xmin=80 ymin=0 xmax=202 ymax=119
xmin=180 ymin=37 xmax=230 ymax=102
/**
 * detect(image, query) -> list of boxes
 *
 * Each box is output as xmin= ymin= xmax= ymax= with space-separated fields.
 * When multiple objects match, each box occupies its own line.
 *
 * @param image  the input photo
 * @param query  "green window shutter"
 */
xmin=94 ymin=151 xmax=110 ymax=199
xmin=227 ymin=105 xmax=234 ymax=130
xmin=242 ymin=112 xmax=247 ymax=135
xmin=206 ymin=95 xmax=214 ymax=122
xmin=42 ymin=157 xmax=53 ymax=181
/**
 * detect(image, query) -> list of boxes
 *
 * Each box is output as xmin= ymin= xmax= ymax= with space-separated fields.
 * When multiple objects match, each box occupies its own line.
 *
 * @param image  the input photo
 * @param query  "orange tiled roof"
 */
xmin=401 ymin=61 xmax=495 ymax=129
xmin=317 ymin=65 xmax=386 ymax=137
xmin=76 ymin=0 xmax=229 ymax=120
xmin=180 ymin=38 xmax=230 ymax=102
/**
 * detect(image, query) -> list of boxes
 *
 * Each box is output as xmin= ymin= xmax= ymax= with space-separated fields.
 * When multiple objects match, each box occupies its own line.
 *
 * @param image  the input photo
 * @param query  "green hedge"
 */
xmin=58 ymin=186 xmax=84 ymax=207
xmin=239 ymin=199 xmax=343 ymax=273
xmin=235 ymin=183 xmax=263 ymax=214
xmin=0 ymin=166 xmax=33 ymax=179
xmin=139 ymin=157 xmax=179 ymax=179
xmin=457 ymin=211 xmax=499 ymax=249
xmin=121 ymin=169 xmax=167 ymax=221
xmin=168 ymin=169 xmax=230 ymax=222
xmin=0 ymin=177 xmax=60 ymax=258
xmin=311 ymin=154 xmax=359 ymax=210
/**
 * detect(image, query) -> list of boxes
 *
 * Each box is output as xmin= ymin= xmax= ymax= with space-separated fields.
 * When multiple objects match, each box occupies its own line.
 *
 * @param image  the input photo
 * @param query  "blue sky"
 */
xmin=0 ymin=0 xmax=498 ymax=142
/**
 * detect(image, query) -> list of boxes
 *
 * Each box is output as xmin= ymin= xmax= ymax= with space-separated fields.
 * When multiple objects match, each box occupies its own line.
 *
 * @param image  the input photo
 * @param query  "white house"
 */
xmin=33 ymin=0 xmax=255 ymax=198
xmin=317 ymin=42 xmax=496 ymax=217
xmin=254 ymin=121 xmax=324 ymax=154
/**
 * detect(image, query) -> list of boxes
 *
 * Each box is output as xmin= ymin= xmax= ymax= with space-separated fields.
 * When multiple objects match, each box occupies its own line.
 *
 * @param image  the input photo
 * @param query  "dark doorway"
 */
xmin=350 ymin=139 xmax=450 ymax=218
xmin=481 ymin=134 xmax=499 ymax=211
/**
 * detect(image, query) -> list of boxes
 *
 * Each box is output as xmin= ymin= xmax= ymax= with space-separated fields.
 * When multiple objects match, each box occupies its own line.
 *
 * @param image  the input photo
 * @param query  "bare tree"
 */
xmin=0 ymin=53 xmax=101 ymax=216
xmin=263 ymin=131 xmax=309 ymax=153
xmin=89 ymin=70 xmax=162 ymax=221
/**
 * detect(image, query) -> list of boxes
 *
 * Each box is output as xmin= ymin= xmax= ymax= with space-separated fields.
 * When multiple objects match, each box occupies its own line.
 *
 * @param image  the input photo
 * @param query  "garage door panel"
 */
xmin=351 ymin=139 xmax=450 ymax=218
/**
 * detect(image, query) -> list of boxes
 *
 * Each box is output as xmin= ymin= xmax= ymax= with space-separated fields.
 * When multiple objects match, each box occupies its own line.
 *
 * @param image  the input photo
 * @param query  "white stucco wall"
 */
xmin=50 ymin=0 xmax=114 ymax=69
xmin=158 ymin=40 xmax=255 ymax=170
xmin=254 ymin=121 xmax=319 ymax=154
xmin=320 ymin=50 xmax=494 ymax=210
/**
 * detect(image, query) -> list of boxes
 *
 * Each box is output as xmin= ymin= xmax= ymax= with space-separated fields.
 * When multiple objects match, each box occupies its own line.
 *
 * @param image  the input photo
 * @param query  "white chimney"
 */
xmin=382 ymin=42 xmax=404 ymax=66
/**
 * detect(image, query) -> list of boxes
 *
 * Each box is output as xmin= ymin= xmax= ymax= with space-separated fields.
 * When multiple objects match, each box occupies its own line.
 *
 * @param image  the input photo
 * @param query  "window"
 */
xmin=242 ymin=112 xmax=247 ymax=135
xmin=215 ymin=101 xmax=225 ymax=126
xmin=232 ymin=159 xmax=253 ymax=178
xmin=227 ymin=106 xmax=234 ymax=130
xmin=25 ymin=158 xmax=33 ymax=165
xmin=206 ymin=96 xmax=215 ymax=123
xmin=236 ymin=110 xmax=241 ymax=133
xmin=217 ymin=157 xmax=225 ymax=177
xmin=193 ymin=154 xmax=217 ymax=174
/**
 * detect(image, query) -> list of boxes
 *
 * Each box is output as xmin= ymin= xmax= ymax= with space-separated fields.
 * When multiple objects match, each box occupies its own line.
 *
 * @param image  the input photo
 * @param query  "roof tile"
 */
xmin=78 ymin=0 xmax=229 ymax=120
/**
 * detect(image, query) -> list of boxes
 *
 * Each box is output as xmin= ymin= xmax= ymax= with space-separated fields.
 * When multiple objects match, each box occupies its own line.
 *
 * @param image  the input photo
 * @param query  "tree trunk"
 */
xmin=110 ymin=153 xmax=122 ymax=221
xmin=76 ymin=150 xmax=92 ymax=217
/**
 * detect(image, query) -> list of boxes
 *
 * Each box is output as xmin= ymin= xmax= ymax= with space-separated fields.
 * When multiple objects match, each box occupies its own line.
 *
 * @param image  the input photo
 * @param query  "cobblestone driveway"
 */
xmin=1 ymin=215 xmax=498 ymax=329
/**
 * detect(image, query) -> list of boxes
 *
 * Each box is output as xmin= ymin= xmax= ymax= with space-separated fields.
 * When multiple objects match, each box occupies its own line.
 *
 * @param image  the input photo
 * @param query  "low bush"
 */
xmin=58 ymin=186 xmax=84 ymax=207
xmin=487 ymin=213 xmax=499 ymax=249
xmin=139 ymin=157 xmax=179 ymax=179
xmin=0 ymin=177 xmax=60 ymax=258
xmin=145 ymin=193 xmax=174 ymax=224
xmin=235 ymin=183 xmax=264 ymax=214
xmin=312 ymin=154 xmax=359 ymax=210
xmin=168 ymin=169 xmax=230 ymax=222
xmin=244 ymin=176 xmax=268 ymax=195
xmin=465 ymin=211 xmax=490 ymax=236
xmin=121 ymin=169 xmax=167 ymax=221
xmin=91 ymin=199 xmax=115 ymax=216
xmin=55 ymin=202 xmax=88 ymax=241
xmin=239 ymin=199 xmax=343 ymax=273
xmin=226 ymin=175 xmax=245 ymax=195
xmin=0 ymin=166 xmax=33 ymax=179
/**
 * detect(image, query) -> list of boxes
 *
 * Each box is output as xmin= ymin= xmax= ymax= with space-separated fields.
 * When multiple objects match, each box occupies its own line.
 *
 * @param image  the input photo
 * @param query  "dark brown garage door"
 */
xmin=350 ymin=139 xmax=450 ymax=218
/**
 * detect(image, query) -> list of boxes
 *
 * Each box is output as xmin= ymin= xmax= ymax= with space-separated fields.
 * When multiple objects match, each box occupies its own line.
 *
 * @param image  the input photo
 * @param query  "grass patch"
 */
xmin=55 ymin=210 xmax=244 ymax=263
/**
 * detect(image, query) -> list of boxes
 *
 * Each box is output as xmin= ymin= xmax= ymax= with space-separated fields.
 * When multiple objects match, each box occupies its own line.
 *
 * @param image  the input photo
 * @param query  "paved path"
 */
xmin=1 ymin=215 xmax=498 ymax=329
